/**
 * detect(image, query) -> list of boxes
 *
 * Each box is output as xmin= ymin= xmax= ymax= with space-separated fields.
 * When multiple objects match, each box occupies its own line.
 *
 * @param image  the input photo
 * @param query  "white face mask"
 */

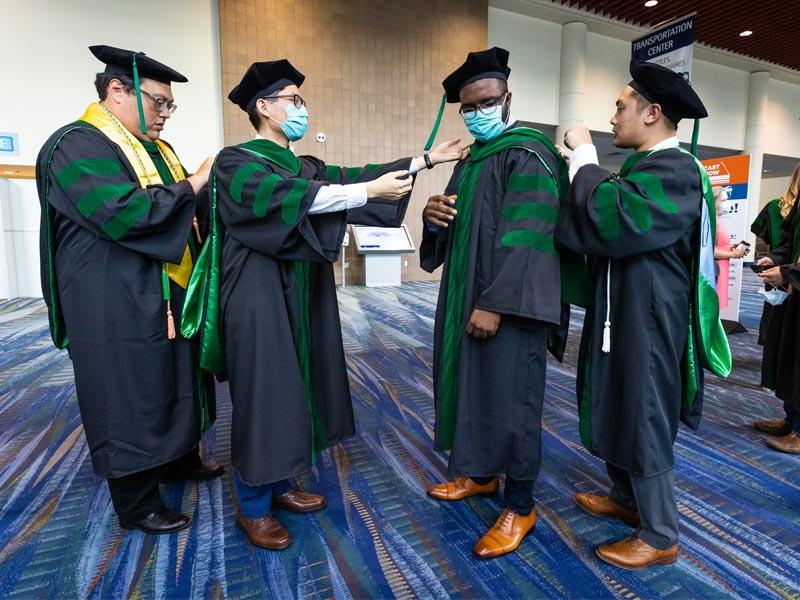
xmin=758 ymin=287 xmax=789 ymax=306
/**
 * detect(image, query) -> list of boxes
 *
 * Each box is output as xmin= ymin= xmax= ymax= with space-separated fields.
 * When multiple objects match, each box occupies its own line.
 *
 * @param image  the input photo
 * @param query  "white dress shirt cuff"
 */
xmin=309 ymin=182 xmax=368 ymax=214
xmin=568 ymin=143 xmax=599 ymax=182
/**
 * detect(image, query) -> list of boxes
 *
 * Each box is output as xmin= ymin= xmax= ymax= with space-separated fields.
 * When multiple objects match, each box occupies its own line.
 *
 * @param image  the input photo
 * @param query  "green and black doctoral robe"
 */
xmin=421 ymin=126 xmax=579 ymax=480
xmin=207 ymin=139 xmax=412 ymax=486
xmin=751 ymin=198 xmax=785 ymax=390
xmin=767 ymin=201 xmax=800 ymax=411
xmin=556 ymin=146 xmax=730 ymax=477
xmin=36 ymin=123 xmax=215 ymax=478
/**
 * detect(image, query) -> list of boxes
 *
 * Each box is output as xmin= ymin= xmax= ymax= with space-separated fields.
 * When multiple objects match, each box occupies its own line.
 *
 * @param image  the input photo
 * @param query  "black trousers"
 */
xmin=472 ymin=475 xmax=535 ymax=515
xmin=107 ymin=448 xmax=202 ymax=520
xmin=786 ymin=403 xmax=800 ymax=433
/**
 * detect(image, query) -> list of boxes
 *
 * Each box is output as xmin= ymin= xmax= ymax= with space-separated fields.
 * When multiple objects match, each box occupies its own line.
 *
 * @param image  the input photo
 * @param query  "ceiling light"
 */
xmin=644 ymin=0 xmax=658 ymax=6
xmin=740 ymin=30 xmax=753 ymax=37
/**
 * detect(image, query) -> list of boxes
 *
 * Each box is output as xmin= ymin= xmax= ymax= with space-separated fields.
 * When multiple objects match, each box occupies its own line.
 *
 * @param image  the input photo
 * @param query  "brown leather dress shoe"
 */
xmin=574 ymin=492 xmax=640 ymax=527
xmin=766 ymin=431 xmax=800 ymax=454
xmin=753 ymin=418 xmax=792 ymax=436
xmin=271 ymin=489 xmax=326 ymax=513
xmin=473 ymin=508 xmax=537 ymax=559
xmin=427 ymin=476 xmax=499 ymax=501
xmin=236 ymin=512 xmax=291 ymax=550
xmin=596 ymin=534 xmax=678 ymax=569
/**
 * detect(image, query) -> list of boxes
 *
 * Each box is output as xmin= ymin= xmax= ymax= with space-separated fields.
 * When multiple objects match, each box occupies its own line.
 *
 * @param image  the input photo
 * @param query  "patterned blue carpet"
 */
xmin=0 ymin=272 xmax=798 ymax=599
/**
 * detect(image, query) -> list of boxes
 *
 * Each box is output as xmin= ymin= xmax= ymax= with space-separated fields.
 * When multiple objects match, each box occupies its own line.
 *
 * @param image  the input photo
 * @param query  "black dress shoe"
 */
xmin=119 ymin=508 xmax=191 ymax=534
xmin=162 ymin=463 xmax=225 ymax=484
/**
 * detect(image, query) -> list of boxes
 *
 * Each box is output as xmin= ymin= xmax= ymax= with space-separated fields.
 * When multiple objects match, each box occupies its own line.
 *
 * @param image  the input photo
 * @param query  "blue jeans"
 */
xmin=234 ymin=470 xmax=290 ymax=519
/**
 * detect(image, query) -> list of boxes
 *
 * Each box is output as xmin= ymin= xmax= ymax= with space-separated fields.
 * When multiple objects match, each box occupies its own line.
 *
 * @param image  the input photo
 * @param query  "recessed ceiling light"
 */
xmin=740 ymin=30 xmax=753 ymax=37
xmin=644 ymin=0 xmax=658 ymax=6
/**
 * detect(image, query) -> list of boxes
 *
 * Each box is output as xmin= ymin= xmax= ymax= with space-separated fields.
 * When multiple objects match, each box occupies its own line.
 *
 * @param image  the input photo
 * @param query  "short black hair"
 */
xmin=631 ymin=89 xmax=677 ymax=131
xmin=246 ymin=85 xmax=291 ymax=130
xmin=247 ymin=102 xmax=262 ymax=130
xmin=94 ymin=70 xmax=134 ymax=100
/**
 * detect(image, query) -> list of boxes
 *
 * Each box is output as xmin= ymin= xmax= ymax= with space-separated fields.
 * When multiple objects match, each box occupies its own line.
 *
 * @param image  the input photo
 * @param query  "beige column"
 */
xmin=743 ymin=70 xmax=769 ymax=249
xmin=556 ymin=21 xmax=588 ymax=145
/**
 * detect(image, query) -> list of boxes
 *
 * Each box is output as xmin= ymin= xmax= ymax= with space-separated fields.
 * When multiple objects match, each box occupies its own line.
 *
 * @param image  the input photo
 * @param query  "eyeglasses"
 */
xmin=459 ymin=93 xmax=507 ymax=120
xmin=263 ymin=94 xmax=306 ymax=109
xmin=140 ymin=89 xmax=178 ymax=115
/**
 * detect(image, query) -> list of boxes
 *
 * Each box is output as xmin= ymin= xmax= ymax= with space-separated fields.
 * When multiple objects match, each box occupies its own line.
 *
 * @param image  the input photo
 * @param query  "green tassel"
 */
xmin=690 ymin=118 xmax=700 ymax=157
xmin=161 ymin=266 xmax=171 ymax=301
xmin=424 ymin=93 xmax=447 ymax=151
xmin=132 ymin=53 xmax=147 ymax=136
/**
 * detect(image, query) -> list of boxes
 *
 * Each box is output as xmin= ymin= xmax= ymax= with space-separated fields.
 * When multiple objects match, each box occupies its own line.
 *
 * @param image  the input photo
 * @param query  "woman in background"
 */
xmin=751 ymin=166 xmax=799 ymax=391
xmin=713 ymin=186 xmax=749 ymax=311
xmin=752 ymin=163 xmax=800 ymax=440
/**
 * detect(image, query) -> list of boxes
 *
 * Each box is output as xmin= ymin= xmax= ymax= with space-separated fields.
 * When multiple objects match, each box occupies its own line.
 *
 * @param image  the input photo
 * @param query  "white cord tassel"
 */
xmin=601 ymin=261 xmax=611 ymax=353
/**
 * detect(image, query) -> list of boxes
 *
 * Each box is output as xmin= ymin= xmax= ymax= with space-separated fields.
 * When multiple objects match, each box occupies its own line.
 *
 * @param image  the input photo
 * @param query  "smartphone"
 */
xmin=751 ymin=264 xmax=768 ymax=273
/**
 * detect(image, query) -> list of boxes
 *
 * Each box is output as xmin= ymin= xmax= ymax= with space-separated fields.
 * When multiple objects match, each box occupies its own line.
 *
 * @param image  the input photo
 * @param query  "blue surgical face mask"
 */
xmin=758 ymin=287 xmax=789 ymax=306
xmin=273 ymin=103 xmax=308 ymax=142
xmin=462 ymin=98 xmax=508 ymax=142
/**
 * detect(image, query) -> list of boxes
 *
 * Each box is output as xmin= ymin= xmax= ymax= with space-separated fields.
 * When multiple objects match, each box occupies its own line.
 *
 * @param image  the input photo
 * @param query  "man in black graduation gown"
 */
xmin=206 ymin=60 xmax=464 ymax=549
xmin=36 ymin=45 xmax=222 ymax=535
xmin=421 ymin=47 xmax=571 ymax=559
xmin=556 ymin=61 xmax=731 ymax=569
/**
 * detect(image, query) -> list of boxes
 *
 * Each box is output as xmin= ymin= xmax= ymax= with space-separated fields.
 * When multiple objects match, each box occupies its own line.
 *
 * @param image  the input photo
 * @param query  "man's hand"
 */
xmin=757 ymin=256 xmax=776 ymax=267
xmin=563 ymin=124 xmax=592 ymax=151
xmin=555 ymin=144 xmax=571 ymax=166
xmin=187 ymin=156 xmax=214 ymax=194
xmin=759 ymin=266 xmax=785 ymax=287
xmin=423 ymin=194 xmax=457 ymax=228
xmin=465 ymin=308 xmax=501 ymax=339
xmin=428 ymin=138 xmax=469 ymax=164
xmin=366 ymin=171 xmax=413 ymax=200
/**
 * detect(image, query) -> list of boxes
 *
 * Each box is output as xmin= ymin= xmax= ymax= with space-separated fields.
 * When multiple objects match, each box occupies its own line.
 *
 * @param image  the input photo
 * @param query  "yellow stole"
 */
xmin=79 ymin=101 xmax=193 ymax=288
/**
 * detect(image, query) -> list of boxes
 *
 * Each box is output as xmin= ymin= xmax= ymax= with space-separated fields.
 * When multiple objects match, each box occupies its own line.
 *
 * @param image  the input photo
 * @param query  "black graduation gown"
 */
xmin=421 ymin=133 xmax=564 ymax=481
xmin=36 ymin=123 xmax=212 ymax=478
xmin=767 ymin=201 xmax=800 ymax=411
xmin=214 ymin=140 xmax=412 ymax=486
xmin=750 ymin=198 xmax=785 ymax=390
xmin=556 ymin=147 xmax=703 ymax=477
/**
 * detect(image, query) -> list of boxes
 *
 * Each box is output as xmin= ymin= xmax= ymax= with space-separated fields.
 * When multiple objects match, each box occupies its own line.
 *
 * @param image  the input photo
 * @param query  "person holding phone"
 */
xmin=751 ymin=189 xmax=790 ymax=392
xmin=193 ymin=59 xmax=465 ymax=550
xmin=713 ymin=186 xmax=749 ymax=309
xmin=754 ymin=162 xmax=800 ymax=454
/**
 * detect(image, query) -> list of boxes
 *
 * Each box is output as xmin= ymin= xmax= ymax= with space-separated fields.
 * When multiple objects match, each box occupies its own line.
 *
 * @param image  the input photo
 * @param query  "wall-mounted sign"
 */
xmin=631 ymin=14 xmax=696 ymax=80
xmin=0 ymin=133 xmax=19 ymax=156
